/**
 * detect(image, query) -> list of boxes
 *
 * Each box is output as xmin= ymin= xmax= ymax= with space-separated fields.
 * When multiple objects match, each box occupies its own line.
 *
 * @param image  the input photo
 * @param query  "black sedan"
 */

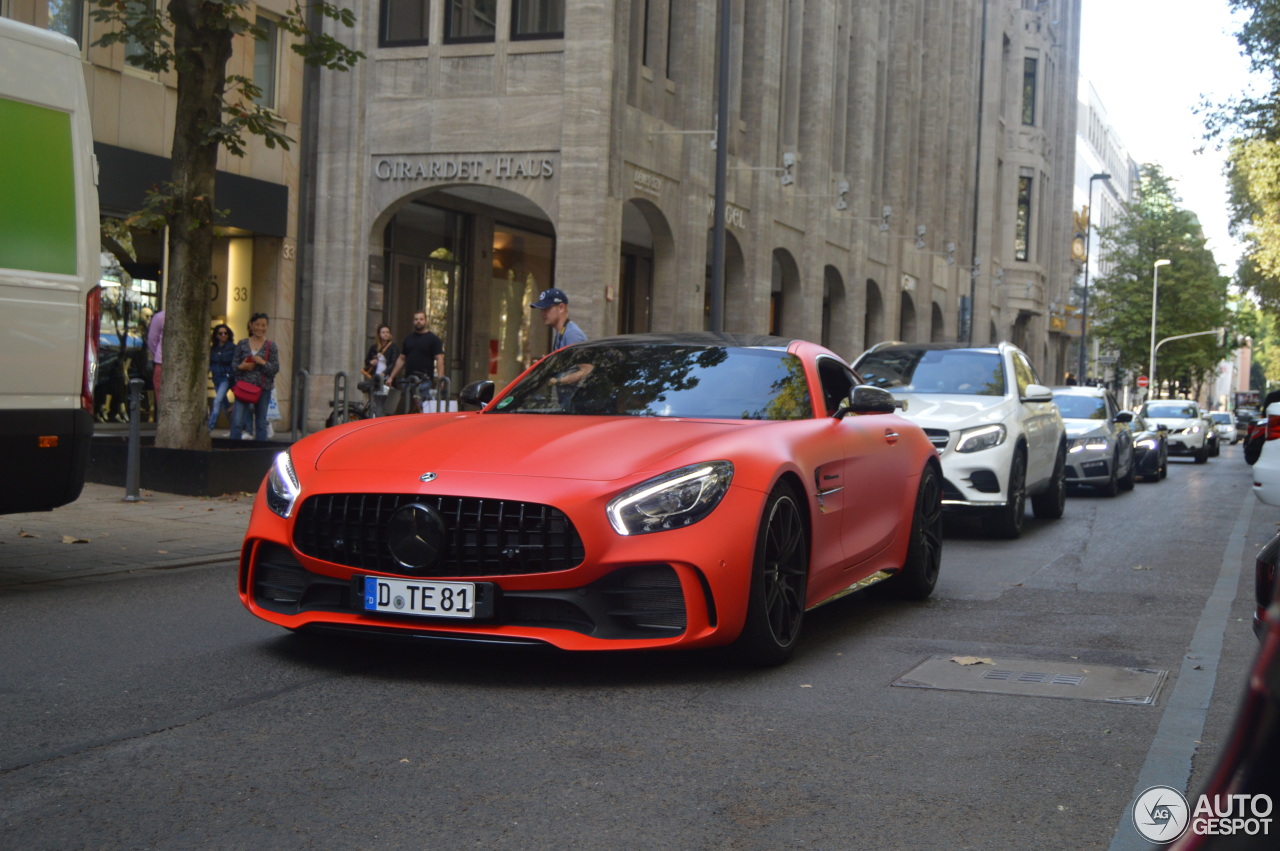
xmin=1121 ymin=410 xmax=1168 ymax=482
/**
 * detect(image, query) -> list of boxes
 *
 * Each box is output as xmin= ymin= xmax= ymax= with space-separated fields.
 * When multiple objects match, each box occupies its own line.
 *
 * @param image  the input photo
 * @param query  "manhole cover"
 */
xmin=891 ymin=656 xmax=1167 ymax=704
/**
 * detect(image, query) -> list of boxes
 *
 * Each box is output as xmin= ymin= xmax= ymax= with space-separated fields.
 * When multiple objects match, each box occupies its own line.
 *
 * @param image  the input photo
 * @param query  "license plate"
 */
xmin=362 ymin=576 xmax=477 ymax=619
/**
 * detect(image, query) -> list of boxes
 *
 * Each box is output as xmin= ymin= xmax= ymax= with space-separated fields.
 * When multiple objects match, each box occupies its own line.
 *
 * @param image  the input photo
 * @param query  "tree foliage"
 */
xmin=1204 ymin=0 xmax=1280 ymax=143
xmin=1226 ymin=136 xmax=1280 ymax=311
xmin=89 ymin=0 xmax=361 ymax=450
xmin=1091 ymin=166 xmax=1234 ymax=396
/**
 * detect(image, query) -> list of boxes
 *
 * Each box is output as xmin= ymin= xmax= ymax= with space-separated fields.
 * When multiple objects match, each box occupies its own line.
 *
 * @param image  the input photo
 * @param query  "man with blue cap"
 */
xmin=530 ymin=287 xmax=587 ymax=351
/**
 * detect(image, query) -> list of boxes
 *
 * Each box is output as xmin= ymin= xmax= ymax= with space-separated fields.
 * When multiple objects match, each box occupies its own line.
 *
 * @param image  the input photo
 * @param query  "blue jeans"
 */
xmin=208 ymin=378 xmax=232 ymax=431
xmin=231 ymin=395 xmax=269 ymax=440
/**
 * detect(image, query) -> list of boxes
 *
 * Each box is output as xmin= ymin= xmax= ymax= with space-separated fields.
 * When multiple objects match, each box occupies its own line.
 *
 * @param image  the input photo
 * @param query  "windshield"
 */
xmin=856 ymin=348 xmax=1005 ymax=396
xmin=1055 ymin=395 xmax=1106 ymax=420
xmin=1143 ymin=402 xmax=1197 ymax=419
xmin=489 ymin=342 xmax=813 ymax=420
xmin=1210 ymin=412 xmax=1232 ymax=424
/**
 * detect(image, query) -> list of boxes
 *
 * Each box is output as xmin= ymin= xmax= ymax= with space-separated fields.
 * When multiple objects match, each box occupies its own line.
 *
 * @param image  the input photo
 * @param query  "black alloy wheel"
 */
xmin=1031 ymin=443 xmax=1067 ymax=519
xmin=1100 ymin=452 xmax=1120 ymax=497
xmin=985 ymin=450 xmax=1027 ymax=539
xmin=1119 ymin=447 xmax=1136 ymax=490
xmin=884 ymin=463 xmax=943 ymax=599
xmin=734 ymin=483 xmax=809 ymax=666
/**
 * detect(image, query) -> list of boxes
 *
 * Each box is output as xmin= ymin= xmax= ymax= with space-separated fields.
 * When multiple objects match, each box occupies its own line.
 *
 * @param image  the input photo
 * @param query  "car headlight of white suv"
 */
xmin=955 ymin=423 xmax=1006 ymax=453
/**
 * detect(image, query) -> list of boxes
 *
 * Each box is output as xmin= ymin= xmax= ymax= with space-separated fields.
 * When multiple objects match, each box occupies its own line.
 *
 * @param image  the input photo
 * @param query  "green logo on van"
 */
xmin=0 ymin=96 xmax=78 ymax=275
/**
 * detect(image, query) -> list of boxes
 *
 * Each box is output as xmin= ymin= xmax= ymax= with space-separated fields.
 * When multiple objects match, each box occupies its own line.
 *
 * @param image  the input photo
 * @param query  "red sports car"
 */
xmin=239 ymin=333 xmax=942 ymax=665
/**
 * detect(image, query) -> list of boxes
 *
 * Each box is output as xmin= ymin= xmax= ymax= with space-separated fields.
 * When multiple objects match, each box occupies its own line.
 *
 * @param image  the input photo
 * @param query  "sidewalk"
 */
xmin=0 ymin=482 xmax=255 ymax=589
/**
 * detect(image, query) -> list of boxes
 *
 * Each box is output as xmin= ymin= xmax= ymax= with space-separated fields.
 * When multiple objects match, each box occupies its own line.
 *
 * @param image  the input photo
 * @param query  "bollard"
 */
xmin=124 ymin=377 xmax=144 ymax=502
xmin=434 ymin=376 xmax=451 ymax=412
xmin=291 ymin=369 xmax=310 ymax=440
xmin=332 ymin=371 xmax=349 ymax=425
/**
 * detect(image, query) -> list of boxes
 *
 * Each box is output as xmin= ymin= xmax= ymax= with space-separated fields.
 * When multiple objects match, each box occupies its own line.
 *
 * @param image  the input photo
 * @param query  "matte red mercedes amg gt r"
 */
xmin=239 ymin=333 xmax=942 ymax=665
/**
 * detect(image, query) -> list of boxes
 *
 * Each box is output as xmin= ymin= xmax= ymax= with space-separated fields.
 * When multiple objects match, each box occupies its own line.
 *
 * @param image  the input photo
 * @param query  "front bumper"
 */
xmin=239 ymin=482 xmax=766 ymax=652
xmin=1166 ymin=429 xmax=1207 ymax=454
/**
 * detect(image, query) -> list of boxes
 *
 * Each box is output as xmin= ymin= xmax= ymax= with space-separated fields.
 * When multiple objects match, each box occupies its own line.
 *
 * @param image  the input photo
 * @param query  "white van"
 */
xmin=0 ymin=17 xmax=102 ymax=514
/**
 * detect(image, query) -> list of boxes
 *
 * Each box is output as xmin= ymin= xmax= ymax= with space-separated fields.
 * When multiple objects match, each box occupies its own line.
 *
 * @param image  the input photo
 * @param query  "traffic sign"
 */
xmin=1137 ymin=375 xmax=1149 ymax=388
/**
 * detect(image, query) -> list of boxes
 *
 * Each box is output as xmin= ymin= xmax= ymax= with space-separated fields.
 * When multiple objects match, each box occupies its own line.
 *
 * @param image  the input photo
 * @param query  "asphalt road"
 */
xmin=0 ymin=445 xmax=1269 ymax=850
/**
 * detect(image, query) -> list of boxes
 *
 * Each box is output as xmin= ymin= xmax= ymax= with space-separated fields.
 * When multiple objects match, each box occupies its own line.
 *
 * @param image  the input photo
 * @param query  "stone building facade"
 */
xmin=296 ymin=0 xmax=1083 ymax=421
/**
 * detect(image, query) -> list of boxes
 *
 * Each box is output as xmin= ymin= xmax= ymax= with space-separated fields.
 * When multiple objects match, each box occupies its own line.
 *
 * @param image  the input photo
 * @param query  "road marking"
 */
xmin=1108 ymin=490 xmax=1254 ymax=850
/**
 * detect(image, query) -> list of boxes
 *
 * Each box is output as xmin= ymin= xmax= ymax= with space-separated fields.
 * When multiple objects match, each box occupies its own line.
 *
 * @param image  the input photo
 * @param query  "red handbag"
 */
xmin=232 ymin=380 xmax=263 ymax=403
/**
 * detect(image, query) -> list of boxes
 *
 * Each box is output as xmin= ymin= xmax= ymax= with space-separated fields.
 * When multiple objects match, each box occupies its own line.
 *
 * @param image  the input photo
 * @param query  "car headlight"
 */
xmin=1136 ymin=437 xmax=1159 ymax=450
xmin=955 ymin=424 xmax=1006 ymax=453
xmin=1068 ymin=436 xmax=1110 ymax=453
xmin=266 ymin=451 xmax=301 ymax=518
xmin=607 ymin=461 xmax=733 ymax=535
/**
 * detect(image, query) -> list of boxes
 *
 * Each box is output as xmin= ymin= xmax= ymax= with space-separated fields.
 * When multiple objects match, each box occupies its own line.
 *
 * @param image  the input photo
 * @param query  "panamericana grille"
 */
xmin=922 ymin=428 xmax=950 ymax=452
xmin=293 ymin=493 xmax=585 ymax=577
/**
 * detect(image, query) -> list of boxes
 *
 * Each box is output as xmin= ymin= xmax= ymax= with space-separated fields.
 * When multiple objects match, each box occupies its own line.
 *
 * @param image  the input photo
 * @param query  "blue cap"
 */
xmin=530 ymin=288 xmax=569 ymax=309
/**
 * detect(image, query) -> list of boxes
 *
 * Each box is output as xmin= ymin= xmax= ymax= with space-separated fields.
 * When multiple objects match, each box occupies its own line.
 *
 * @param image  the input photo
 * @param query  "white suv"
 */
xmin=854 ymin=342 xmax=1067 ymax=538
xmin=1138 ymin=399 xmax=1213 ymax=463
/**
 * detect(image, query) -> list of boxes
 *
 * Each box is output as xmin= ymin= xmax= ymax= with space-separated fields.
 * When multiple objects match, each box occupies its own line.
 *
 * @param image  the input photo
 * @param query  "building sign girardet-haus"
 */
xmin=374 ymin=155 xmax=556 ymax=182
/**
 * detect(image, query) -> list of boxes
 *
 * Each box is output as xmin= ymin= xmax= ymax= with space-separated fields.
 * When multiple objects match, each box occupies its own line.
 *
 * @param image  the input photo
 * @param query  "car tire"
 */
xmin=1159 ymin=449 xmax=1169 ymax=479
xmin=1119 ymin=450 xmax=1136 ymax=491
xmin=1101 ymin=454 xmax=1120 ymax=497
xmin=1196 ymin=442 xmax=1209 ymax=464
xmin=985 ymin=450 xmax=1026 ymax=539
xmin=1031 ymin=443 xmax=1067 ymax=519
xmin=883 ymin=463 xmax=943 ymax=599
xmin=1210 ymin=437 xmax=1221 ymax=458
xmin=733 ymin=482 xmax=809 ymax=666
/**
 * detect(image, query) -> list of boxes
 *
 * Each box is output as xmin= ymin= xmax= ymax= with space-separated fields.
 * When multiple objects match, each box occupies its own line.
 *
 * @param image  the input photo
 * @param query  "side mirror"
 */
xmin=1115 ymin=411 xmax=1133 ymax=424
xmin=459 ymin=380 xmax=495 ymax=409
xmin=1022 ymin=383 xmax=1053 ymax=403
xmin=834 ymin=385 xmax=901 ymax=418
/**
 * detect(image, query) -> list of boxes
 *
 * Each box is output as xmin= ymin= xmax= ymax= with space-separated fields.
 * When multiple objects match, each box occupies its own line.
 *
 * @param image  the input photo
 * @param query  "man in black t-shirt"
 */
xmin=386 ymin=312 xmax=444 ymax=408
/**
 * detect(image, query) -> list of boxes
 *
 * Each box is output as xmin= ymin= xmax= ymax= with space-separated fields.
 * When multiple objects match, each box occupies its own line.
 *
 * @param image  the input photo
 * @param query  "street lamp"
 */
xmin=1078 ymin=172 xmax=1112 ymax=381
xmin=1148 ymin=258 xmax=1172 ymax=399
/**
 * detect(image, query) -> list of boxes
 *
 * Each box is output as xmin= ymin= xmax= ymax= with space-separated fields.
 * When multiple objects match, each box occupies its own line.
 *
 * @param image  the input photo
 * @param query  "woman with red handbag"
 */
xmin=229 ymin=313 xmax=280 ymax=441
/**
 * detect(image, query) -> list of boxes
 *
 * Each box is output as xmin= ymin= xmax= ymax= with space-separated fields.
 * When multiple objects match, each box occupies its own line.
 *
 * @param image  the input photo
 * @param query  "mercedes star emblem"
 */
xmin=386 ymin=503 xmax=448 ymax=571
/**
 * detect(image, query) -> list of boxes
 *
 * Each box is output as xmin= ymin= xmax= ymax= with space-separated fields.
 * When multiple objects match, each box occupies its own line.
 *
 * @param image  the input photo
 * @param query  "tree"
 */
xmin=1091 ymin=165 xmax=1234 ymax=397
xmin=1204 ymin=0 xmax=1280 ymax=143
xmin=89 ymin=0 xmax=361 ymax=450
xmin=1226 ymin=137 xmax=1280 ymax=311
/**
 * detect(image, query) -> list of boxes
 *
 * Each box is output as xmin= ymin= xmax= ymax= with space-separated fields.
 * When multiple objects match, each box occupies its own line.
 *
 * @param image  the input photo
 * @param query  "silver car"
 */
xmin=1051 ymin=386 xmax=1137 ymax=496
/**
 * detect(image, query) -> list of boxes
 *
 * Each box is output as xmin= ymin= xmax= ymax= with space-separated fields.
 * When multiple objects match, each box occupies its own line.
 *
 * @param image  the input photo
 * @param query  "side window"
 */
xmin=1011 ymin=351 xmax=1036 ymax=397
xmin=817 ymin=357 xmax=856 ymax=416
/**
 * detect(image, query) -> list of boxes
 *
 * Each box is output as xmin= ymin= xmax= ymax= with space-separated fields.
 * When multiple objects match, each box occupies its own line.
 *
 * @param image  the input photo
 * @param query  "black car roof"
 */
xmin=580 ymin=332 xmax=795 ymax=350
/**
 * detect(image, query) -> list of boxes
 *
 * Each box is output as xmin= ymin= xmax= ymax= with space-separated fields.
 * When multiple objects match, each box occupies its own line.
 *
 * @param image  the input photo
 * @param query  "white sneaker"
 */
xmin=241 ymin=433 xmax=253 ymax=441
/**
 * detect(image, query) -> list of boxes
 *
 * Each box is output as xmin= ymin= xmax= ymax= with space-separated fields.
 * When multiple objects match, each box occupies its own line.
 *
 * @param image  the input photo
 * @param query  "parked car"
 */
xmin=1250 ymin=401 xmax=1280 ymax=506
xmin=1235 ymin=407 xmax=1260 ymax=441
xmin=1169 ymin=401 xmax=1280 ymax=849
xmin=1208 ymin=410 xmax=1237 ymax=445
xmin=239 ymin=333 xmax=944 ymax=666
xmin=1126 ymin=410 xmax=1169 ymax=482
xmin=854 ymin=341 xmax=1066 ymax=538
xmin=1169 ymin=599 xmax=1279 ymax=850
xmin=1138 ymin=399 xmax=1214 ymax=463
xmin=1051 ymin=385 xmax=1136 ymax=495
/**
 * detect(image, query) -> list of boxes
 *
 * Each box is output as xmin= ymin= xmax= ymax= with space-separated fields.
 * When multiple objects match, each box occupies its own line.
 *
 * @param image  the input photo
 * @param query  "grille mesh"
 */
xmin=292 ymin=493 xmax=585 ymax=577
